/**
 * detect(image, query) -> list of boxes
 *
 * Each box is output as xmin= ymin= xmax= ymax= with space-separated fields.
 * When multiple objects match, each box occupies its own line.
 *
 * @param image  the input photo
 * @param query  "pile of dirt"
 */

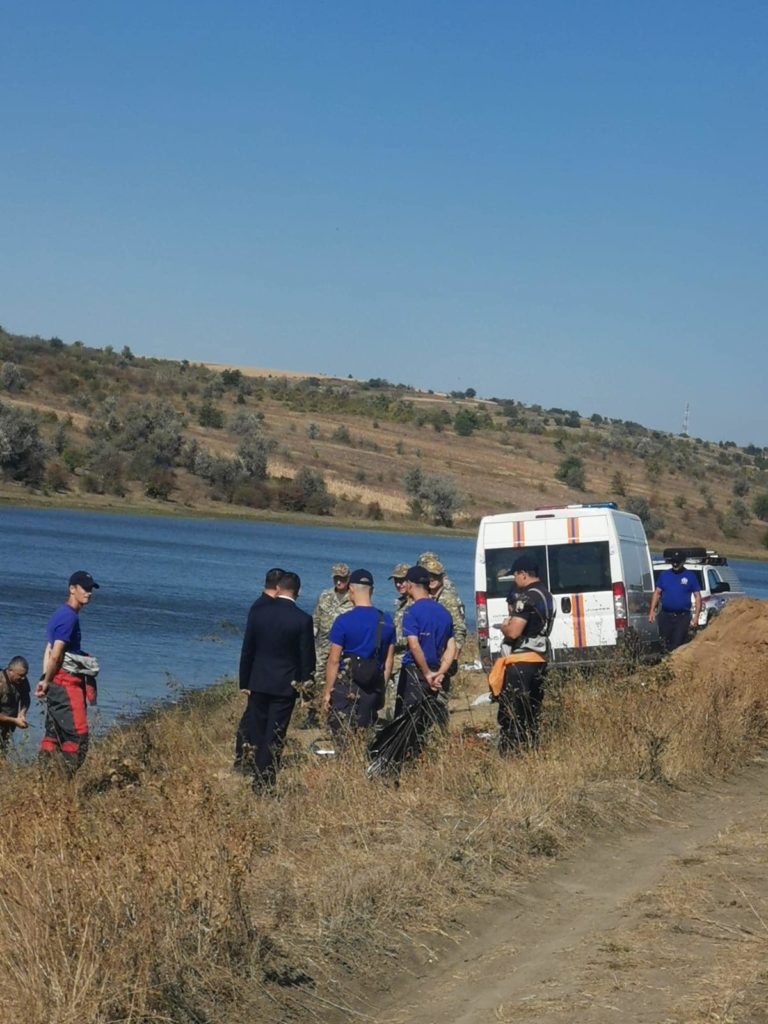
xmin=671 ymin=598 xmax=768 ymax=679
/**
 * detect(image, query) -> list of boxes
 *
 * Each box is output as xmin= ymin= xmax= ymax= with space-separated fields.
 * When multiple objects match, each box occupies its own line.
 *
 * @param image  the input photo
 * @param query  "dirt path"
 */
xmin=358 ymin=756 xmax=768 ymax=1024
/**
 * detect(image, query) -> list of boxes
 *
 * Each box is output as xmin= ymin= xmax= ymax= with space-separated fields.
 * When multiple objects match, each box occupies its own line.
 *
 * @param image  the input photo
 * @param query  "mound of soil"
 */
xmin=671 ymin=598 xmax=768 ymax=678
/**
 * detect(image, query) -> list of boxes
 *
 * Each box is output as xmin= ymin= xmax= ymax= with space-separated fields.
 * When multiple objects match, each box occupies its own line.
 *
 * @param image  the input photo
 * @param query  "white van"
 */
xmin=474 ymin=503 xmax=660 ymax=671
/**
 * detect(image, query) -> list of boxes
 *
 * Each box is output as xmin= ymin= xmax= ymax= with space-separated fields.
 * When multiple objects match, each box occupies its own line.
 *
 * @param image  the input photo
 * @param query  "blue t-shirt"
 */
xmin=46 ymin=604 xmax=82 ymax=653
xmin=656 ymin=569 xmax=700 ymax=613
xmin=328 ymin=606 xmax=396 ymax=669
xmin=401 ymin=598 xmax=454 ymax=669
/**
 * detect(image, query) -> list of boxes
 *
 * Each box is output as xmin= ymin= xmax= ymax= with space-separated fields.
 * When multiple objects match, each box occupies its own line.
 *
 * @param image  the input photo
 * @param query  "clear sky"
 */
xmin=2 ymin=1 xmax=766 ymax=444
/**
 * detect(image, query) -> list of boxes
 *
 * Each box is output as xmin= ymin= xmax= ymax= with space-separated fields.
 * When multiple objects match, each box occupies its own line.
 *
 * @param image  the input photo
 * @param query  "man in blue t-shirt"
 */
xmin=322 ymin=569 xmax=395 ymax=741
xmin=649 ymin=550 xmax=702 ymax=653
xmin=36 ymin=570 xmax=100 ymax=772
xmin=397 ymin=565 xmax=456 ymax=727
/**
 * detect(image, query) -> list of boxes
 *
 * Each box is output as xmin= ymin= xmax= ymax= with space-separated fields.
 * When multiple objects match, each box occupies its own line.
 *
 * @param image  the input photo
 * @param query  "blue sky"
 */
xmin=2 ymin=1 xmax=766 ymax=444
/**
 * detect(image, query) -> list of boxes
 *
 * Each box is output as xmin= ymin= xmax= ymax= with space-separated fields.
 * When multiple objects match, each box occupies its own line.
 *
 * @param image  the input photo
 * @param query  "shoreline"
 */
xmin=3 ymin=489 xmax=767 ymax=561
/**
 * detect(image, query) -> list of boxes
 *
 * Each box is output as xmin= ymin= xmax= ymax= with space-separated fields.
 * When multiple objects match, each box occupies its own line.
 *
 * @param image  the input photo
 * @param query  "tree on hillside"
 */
xmin=403 ymin=466 xmax=463 ymax=527
xmin=752 ymin=493 xmax=768 ymax=522
xmin=0 ymin=402 xmax=47 ymax=485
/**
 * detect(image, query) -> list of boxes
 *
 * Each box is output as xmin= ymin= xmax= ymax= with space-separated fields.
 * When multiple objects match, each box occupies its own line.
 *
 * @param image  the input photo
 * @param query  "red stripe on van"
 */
xmin=571 ymin=594 xmax=586 ymax=647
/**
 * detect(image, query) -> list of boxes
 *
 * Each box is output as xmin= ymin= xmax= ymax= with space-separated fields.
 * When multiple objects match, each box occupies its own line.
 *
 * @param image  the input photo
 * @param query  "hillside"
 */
xmin=1 ymin=325 xmax=767 ymax=555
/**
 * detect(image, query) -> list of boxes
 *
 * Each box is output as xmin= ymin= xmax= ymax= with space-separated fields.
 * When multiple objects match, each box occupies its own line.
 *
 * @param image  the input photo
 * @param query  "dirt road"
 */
xmin=364 ymin=757 xmax=768 ymax=1024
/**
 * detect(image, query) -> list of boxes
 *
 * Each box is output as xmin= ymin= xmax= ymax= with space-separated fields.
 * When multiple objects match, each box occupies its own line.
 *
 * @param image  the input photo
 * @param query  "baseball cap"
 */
xmin=511 ymin=555 xmax=539 ymax=575
xmin=69 ymin=570 xmax=100 ymax=592
xmin=405 ymin=565 xmax=430 ymax=586
xmin=331 ymin=562 xmax=350 ymax=578
xmin=669 ymin=550 xmax=685 ymax=565
xmin=422 ymin=557 xmax=445 ymax=576
xmin=348 ymin=568 xmax=374 ymax=586
xmin=388 ymin=562 xmax=411 ymax=580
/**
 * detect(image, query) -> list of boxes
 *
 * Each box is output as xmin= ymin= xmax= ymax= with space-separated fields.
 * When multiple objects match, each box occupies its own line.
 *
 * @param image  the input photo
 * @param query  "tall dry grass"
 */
xmin=2 ymin=615 xmax=768 ymax=1023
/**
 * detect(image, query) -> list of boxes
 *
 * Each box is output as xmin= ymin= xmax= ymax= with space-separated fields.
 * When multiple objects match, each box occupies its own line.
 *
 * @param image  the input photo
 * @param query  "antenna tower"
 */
xmin=682 ymin=402 xmax=690 ymax=436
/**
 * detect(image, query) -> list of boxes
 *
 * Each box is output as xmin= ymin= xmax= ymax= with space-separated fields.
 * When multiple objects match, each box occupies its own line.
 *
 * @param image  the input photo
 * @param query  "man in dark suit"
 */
xmin=238 ymin=571 xmax=315 ymax=791
xmin=234 ymin=566 xmax=285 ymax=772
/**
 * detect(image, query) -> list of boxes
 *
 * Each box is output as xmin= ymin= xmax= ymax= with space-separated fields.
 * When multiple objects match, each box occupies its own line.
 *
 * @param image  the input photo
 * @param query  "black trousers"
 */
xmin=497 ymin=661 xmax=546 ymax=754
xmin=328 ymin=670 xmax=384 ymax=746
xmin=242 ymin=692 xmax=296 ymax=788
xmin=395 ymin=664 xmax=450 ymax=730
xmin=658 ymin=610 xmax=691 ymax=653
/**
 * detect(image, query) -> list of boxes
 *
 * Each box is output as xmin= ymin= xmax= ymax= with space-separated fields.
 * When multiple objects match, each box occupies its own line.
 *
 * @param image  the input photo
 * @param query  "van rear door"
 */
xmin=480 ymin=517 xmax=548 ymax=663
xmin=544 ymin=514 xmax=616 ymax=661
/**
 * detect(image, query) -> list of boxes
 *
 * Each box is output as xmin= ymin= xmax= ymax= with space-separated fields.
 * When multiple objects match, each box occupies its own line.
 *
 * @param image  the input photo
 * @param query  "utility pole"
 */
xmin=682 ymin=402 xmax=690 ymax=436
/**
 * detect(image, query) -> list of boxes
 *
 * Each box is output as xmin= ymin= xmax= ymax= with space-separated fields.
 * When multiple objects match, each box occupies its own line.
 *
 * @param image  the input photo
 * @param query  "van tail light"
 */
xmin=613 ymin=582 xmax=627 ymax=630
xmin=476 ymin=591 xmax=489 ymax=639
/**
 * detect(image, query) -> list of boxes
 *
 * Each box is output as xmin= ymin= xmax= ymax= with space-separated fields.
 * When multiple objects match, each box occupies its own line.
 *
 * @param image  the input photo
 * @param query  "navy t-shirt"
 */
xmin=328 ymin=606 xmax=396 ymax=669
xmin=46 ymin=604 xmax=82 ymax=653
xmin=656 ymin=569 xmax=700 ymax=613
xmin=401 ymin=598 xmax=454 ymax=669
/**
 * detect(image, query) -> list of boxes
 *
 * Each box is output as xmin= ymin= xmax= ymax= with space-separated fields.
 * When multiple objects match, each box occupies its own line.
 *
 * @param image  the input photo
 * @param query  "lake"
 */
xmin=1 ymin=506 xmax=766 ymax=754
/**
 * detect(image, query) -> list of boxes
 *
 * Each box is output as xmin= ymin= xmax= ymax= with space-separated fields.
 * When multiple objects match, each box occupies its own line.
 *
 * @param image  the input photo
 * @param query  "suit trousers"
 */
xmin=243 ymin=692 xmax=296 ymax=788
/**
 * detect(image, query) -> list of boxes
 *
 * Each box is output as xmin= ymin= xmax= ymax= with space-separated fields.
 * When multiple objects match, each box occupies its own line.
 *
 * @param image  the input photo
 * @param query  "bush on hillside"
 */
xmin=555 ymin=455 xmax=586 ymax=490
xmin=0 ymin=402 xmax=47 ymax=485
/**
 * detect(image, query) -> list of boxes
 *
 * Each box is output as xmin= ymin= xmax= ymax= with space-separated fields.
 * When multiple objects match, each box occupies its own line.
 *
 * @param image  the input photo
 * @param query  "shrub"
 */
xmin=733 ymin=477 xmax=750 ymax=497
xmin=624 ymin=495 xmax=666 ymax=538
xmin=366 ymin=501 xmax=383 ymax=521
xmin=1 ymin=362 xmax=25 ymax=392
xmin=277 ymin=468 xmax=334 ymax=515
xmin=610 ymin=471 xmax=627 ymax=497
xmin=145 ymin=467 xmax=176 ymax=500
xmin=0 ymin=401 xmax=47 ymax=485
xmin=198 ymin=403 xmax=225 ymax=429
xmin=332 ymin=425 xmax=352 ymax=445
xmin=752 ymin=493 xmax=768 ymax=522
xmin=555 ymin=455 xmax=586 ymax=490
xmin=403 ymin=466 xmax=463 ymax=527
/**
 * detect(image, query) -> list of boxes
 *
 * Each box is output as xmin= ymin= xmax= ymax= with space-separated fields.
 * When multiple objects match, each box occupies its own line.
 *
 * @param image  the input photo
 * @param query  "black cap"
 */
xmin=669 ymin=550 xmax=685 ymax=565
xmin=69 ymin=570 xmax=99 ymax=592
xmin=511 ymin=555 xmax=539 ymax=575
xmin=404 ymin=565 xmax=430 ymax=586
xmin=348 ymin=568 xmax=374 ymax=586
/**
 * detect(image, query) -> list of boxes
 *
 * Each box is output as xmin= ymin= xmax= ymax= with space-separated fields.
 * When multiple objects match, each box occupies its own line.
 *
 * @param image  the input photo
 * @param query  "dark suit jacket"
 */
xmin=239 ymin=596 xmax=315 ymax=697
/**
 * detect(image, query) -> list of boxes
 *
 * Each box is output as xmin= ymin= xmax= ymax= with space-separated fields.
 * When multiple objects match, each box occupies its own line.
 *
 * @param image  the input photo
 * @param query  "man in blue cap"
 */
xmin=321 ymin=569 xmax=395 ymax=743
xmin=490 ymin=554 xmax=555 ymax=753
xmin=649 ymin=550 xmax=701 ymax=652
xmin=36 ymin=570 xmax=100 ymax=773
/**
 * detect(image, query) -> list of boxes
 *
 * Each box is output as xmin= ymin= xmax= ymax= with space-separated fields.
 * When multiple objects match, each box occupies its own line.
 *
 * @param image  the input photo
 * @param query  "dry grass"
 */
xmin=3 ymin=612 xmax=768 ymax=1023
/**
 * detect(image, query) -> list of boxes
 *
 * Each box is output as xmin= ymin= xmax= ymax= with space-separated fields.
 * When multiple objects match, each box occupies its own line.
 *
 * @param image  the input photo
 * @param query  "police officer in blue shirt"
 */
xmin=321 ymin=569 xmax=396 ymax=743
xmin=649 ymin=550 xmax=702 ymax=652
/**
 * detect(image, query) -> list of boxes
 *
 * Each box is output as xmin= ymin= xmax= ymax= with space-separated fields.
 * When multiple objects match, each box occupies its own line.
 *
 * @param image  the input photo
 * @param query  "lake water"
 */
xmin=1 ymin=506 xmax=766 ymax=754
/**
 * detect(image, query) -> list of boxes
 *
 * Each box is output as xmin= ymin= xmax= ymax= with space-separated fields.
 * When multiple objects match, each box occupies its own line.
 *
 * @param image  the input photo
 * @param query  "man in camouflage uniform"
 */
xmin=310 ymin=563 xmax=353 ymax=713
xmin=418 ymin=551 xmax=464 ymax=612
xmin=422 ymin=556 xmax=467 ymax=667
xmin=380 ymin=562 xmax=411 ymax=722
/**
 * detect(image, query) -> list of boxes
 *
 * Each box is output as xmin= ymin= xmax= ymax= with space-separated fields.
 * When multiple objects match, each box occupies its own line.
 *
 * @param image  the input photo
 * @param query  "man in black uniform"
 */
xmin=491 ymin=555 xmax=555 ymax=753
xmin=238 ymin=571 xmax=315 ymax=792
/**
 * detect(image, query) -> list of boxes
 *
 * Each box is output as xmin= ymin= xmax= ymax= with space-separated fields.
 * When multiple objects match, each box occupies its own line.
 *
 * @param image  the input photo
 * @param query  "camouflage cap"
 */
xmin=331 ymin=562 xmax=350 ymax=578
xmin=388 ymin=562 xmax=411 ymax=579
xmin=422 ymin=557 xmax=445 ymax=576
xmin=417 ymin=551 xmax=439 ymax=567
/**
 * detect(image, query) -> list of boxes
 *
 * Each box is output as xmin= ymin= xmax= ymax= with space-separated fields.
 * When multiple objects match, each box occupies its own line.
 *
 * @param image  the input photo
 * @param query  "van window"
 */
xmin=548 ymin=542 xmax=611 ymax=595
xmin=485 ymin=547 xmax=548 ymax=598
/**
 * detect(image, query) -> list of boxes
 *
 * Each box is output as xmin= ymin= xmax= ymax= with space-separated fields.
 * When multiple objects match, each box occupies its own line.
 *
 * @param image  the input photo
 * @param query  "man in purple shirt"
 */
xmin=36 ymin=570 xmax=100 ymax=773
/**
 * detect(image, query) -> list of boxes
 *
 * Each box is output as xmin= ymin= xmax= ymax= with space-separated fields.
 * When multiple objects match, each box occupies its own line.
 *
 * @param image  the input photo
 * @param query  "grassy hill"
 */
xmin=1 ymin=324 xmax=767 ymax=555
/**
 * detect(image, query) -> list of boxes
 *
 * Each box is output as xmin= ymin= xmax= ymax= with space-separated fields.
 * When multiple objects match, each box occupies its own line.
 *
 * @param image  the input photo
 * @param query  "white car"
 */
xmin=652 ymin=547 xmax=745 ymax=628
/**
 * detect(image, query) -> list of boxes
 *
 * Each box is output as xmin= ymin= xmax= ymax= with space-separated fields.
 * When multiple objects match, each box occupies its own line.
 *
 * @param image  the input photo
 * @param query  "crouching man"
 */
xmin=321 ymin=569 xmax=395 ymax=746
